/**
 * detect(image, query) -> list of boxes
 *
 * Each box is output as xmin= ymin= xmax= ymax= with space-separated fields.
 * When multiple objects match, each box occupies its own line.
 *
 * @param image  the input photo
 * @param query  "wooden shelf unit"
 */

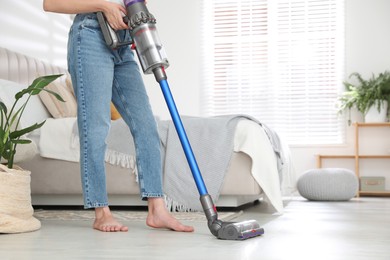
xmin=317 ymin=122 xmax=390 ymax=197
xmin=359 ymin=191 xmax=390 ymax=197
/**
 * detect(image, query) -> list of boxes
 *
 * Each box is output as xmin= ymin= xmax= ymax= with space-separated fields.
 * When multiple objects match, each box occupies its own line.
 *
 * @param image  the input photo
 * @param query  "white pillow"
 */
xmin=0 ymin=79 xmax=51 ymax=129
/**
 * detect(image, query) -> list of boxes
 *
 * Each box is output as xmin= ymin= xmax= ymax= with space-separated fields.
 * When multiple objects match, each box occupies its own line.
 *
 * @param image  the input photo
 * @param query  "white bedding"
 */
xmin=235 ymin=120 xmax=288 ymax=213
xmin=38 ymin=117 xmax=295 ymax=213
xmin=39 ymin=117 xmax=79 ymax=162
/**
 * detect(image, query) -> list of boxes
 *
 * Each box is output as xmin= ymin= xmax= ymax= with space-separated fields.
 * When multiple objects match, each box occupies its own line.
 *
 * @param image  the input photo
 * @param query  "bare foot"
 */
xmin=146 ymin=198 xmax=194 ymax=232
xmin=93 ymin=206 xmax=128 ymax=232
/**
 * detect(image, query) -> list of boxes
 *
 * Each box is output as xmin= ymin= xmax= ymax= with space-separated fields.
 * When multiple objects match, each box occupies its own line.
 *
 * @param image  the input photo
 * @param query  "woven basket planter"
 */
xmin=0 ymin=164 xmax=41 ymax=233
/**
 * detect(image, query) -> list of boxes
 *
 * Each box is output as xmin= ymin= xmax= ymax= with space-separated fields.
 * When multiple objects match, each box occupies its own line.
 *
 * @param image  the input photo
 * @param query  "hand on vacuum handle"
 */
xmin=97 ymin=12 xmax=132 ymax=49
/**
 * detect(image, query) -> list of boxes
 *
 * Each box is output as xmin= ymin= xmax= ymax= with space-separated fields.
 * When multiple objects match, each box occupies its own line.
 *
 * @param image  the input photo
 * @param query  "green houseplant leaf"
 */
xmin=0 ymin=74 xmax=64 ymax=169
xmin=338 ymin=71 xmax=390 ymax=124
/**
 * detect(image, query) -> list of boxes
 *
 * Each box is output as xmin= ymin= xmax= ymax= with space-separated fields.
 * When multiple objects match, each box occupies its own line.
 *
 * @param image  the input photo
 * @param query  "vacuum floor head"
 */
xmin=217 ymin=220 xmax=264 ymax=240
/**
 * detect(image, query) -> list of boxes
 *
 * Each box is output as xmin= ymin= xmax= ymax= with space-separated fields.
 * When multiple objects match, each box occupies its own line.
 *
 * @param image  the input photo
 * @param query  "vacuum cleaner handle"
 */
xmin=96 ymin=12 xmax=132 ymax=49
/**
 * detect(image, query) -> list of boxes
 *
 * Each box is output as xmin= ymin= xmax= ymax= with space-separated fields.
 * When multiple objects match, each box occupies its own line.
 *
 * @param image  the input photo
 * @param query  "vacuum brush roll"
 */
xmin=218 ymin=220 xmax=264 ymax=240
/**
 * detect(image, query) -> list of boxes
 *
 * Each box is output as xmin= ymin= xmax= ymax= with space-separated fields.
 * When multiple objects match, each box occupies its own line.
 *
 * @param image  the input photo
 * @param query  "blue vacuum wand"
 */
xmin=101 ymin=0 xmax=264 ymax=240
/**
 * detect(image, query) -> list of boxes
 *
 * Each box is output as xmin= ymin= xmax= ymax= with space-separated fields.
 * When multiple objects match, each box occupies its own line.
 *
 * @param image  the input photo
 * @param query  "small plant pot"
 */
xmin=364 ymin=100 xmax=388 ymax=123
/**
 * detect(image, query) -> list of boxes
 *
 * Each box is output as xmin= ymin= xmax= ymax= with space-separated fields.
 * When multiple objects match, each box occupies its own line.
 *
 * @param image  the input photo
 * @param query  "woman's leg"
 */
xmin=111 ymin=48 xmax=163 ymax=201
xmin=68 ymin=13 xmax=127 ymax=232
xmin=112 ymin=35 xmax=193 ymax=232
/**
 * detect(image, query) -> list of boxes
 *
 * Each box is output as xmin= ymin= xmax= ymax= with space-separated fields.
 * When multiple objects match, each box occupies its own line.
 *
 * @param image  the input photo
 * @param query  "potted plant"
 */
xmin=0 ymin=74 xmax=63 ymax=234
xmin=338 ymin=71 xmax=390 ymax=125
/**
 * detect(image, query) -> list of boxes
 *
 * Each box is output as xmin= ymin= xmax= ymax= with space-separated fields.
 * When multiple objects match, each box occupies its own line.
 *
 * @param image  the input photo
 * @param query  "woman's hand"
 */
xmin=102 ymin=2 xmax=128 ymax=30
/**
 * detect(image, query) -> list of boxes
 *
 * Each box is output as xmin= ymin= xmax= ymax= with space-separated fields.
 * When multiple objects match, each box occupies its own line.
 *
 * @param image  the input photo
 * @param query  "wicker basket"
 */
xmin=0 ymin=164 xmax=41 ymax=233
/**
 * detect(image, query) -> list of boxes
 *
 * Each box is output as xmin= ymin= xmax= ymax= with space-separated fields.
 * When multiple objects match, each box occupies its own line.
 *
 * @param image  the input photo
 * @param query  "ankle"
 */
xmin=147 ymin=198 xmax=166 ymax=213
xmin=95 ymin=206 xmax=112 ymax=219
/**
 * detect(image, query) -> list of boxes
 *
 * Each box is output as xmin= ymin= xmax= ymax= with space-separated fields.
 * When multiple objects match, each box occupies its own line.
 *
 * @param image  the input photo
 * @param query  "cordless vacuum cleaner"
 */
xmin=98 ymin=0 xmax=264 ymax=240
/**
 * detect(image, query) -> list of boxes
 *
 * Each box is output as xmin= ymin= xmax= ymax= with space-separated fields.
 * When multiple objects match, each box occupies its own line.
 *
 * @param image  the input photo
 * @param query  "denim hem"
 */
xmin=141 ymin=193 xmax=164 ymax=201
xmin=84 ymin=202 xmax=109 ymax=209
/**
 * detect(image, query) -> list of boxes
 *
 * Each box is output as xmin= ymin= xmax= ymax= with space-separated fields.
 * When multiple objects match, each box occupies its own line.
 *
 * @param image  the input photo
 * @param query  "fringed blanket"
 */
xmin=159 ymin=115 xmax=287 ymax=212
xmin=158 ymin=116 xmax=245 ymax=211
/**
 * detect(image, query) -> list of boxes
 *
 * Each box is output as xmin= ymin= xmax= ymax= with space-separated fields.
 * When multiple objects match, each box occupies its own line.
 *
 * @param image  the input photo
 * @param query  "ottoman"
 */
xmin=297 ymin=168 xmax=358 ymax=201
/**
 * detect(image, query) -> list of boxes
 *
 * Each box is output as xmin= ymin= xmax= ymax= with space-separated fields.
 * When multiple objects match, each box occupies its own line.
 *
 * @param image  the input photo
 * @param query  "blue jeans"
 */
xmin=67 ymin=13 xmax=164 ymax=209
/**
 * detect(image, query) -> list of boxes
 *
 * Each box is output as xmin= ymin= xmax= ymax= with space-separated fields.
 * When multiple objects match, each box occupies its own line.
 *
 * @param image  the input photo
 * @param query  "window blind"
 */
xmin=201 ymin=0 xmax=345 ymax=145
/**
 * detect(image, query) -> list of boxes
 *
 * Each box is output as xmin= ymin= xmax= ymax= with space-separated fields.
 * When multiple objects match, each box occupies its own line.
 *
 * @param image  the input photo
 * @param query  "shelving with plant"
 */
xmin=338 ymin=71 xmax=390 ymax=125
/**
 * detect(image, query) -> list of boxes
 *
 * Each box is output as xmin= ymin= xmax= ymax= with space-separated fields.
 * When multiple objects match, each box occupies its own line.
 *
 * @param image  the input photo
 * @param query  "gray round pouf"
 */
xmin=297 ymin=168 xmax=358 ymax=201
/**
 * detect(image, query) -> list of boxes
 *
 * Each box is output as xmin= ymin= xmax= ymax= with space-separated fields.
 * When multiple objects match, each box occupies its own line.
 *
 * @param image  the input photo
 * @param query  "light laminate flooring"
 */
xmin=0 ymin=197 xmax=389 ymax=260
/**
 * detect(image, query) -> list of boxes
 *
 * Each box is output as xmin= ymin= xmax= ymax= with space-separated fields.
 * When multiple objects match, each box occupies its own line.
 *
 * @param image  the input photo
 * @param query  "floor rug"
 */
xmin=33 ymin=209 xmax=243 ymax=222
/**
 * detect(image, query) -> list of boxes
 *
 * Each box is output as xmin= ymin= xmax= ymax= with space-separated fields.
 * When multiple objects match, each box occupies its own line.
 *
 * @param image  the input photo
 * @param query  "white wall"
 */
xmin=0 ymin=0 xmax=71 ymax=68
xmin=140 ymin=0 xmax=202 ymax=119
xmin=1 ymin=0 xmax=389 ymax=186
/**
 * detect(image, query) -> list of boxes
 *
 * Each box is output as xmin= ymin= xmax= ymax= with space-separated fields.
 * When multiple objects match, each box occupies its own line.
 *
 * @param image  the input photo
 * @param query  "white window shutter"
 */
xmin=201 ymin=0 xmax=345 ymax=145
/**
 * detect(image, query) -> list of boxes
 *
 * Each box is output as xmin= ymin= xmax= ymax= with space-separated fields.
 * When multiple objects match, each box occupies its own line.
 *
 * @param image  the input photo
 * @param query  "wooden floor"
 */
xmin=0 ymin=197 xmax=389 ymax=260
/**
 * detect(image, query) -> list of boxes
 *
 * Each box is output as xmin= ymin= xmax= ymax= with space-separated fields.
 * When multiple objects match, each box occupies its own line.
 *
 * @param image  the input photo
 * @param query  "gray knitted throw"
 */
xmin=158 ymin=115 xmax=246 ymax=211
